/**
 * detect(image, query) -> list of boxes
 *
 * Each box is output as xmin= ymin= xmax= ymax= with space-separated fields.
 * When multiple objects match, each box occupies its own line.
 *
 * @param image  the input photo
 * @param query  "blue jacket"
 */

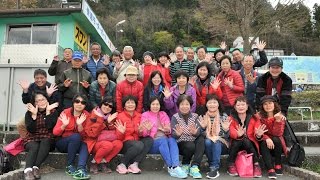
xmin=85 ymin=55 xmax=113 ymax=80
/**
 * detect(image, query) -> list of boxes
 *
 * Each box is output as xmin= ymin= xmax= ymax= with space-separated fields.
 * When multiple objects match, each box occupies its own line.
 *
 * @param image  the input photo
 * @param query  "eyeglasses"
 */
xmin=74 ymin=99 xmax=86 ymax=105
xmin=103 ymin=102 xmax=113 ymax=108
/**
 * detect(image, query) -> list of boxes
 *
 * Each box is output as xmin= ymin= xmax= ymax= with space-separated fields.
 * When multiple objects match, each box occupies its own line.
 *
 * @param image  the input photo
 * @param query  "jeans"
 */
xmin=260 ymin=136 xmax=283 ymax=170
xmin=25 ymin=138 xmax=54 ymax=168
xmin=205 ymin=139 xmax=223 ymax=169
xmin=120 ymin=137 xmax=153 ymax=166
xmin=55 ymin=133 xmax=89 ymax=169
xmin=228 ymin=138 xmax=259 ymax=164
xmin=149 ymin=137 xmax=179 ymax=167
xmin=178 ymin=135 xmax=205 ymax=166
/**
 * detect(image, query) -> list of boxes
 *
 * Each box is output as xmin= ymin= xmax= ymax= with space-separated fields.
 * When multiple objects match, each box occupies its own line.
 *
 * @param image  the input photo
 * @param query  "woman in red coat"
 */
xmin=192 ymin=61 xmax=223 ymax=115
xmin=157 ymin=51 xmax=172 ymax=87
xmin=227 ymin=96 xmax=266 ymax=178
xmin=115 ymin=95 xmax=153 ymax=174
xmin=217 ymin=55 xmax=244 ymax=115
xmin=83 ymin=97 xmax=123 ymax=174
xmin=258 ymin=95 xmax=287 ymax=179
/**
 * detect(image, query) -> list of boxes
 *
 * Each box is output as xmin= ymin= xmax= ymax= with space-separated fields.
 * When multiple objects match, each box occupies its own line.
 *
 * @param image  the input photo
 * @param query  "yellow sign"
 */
xmin=74 ymin=24 xmax=88 ymax=52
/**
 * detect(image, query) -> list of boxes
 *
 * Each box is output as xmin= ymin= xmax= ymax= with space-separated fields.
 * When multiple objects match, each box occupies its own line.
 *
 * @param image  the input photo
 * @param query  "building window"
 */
xmin=7 ymin=24 xmax=57 ymax=44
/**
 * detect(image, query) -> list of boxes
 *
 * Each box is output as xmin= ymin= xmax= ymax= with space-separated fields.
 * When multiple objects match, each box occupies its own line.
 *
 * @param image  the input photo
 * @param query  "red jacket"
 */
xmin=217 ymin=69 xmax=244 ymax=107
xmin=142 ymin=64 xmax=159 ymax=86
xmin=116 ymin=110 xmax=141 ymax=142
xmin=53 ymin=108 xmax=90 ymax=138
xmin=192 ymin=77 xmax=223 ymax=106
xmin=157 ymin=64 xmax=171 ymax=87
xmin=116 ymin=80 xmax=144 ymax=113
xmin=82 ymin=111 xmax=107 ymax=153
xmin=229 ymin=113 xmax=263 ymax=154
xmin=260 ymin=116 xmax=288 ymax=156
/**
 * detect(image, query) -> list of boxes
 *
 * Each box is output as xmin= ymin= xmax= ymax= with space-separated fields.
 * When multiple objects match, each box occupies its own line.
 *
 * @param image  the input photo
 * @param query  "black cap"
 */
xmin=268 ymin=57 xmax=283 ymax=68
xmin=260 ymin=95 xmax=277 ymax=104
xmin=143 ymin=51 xmax=155 ymax=59
xmin=112 ymin=50 xmax=121 ymax=57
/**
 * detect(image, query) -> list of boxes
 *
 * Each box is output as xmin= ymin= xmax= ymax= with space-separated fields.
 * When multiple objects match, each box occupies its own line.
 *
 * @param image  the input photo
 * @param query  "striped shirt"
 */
xmin=169 ymin=59 xmax=195 ymax=85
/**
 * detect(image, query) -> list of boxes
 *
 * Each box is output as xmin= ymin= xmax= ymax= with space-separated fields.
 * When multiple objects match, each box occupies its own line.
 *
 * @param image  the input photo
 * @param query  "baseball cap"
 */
xmin=268 ymin=57 xmax=283 ymax=68
xmin=72 ymin=51 xmax=83 ymax=61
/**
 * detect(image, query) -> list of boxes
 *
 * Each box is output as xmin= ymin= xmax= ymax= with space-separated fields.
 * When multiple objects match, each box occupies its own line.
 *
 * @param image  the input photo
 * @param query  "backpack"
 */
xmin=0 ymin=146 xmax=12 ymax=175
xmin=285 ymin=120 xmax=305 ymax=167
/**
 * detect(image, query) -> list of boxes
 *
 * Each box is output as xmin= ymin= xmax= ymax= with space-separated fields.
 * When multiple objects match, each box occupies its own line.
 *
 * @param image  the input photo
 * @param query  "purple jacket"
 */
xmin=164 ymin=84 xmax=196 ymax=117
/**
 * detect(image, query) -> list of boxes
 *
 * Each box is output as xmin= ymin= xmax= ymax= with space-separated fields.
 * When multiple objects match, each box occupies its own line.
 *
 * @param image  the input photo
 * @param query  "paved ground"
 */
xmin=41 ymin=169 xmax=302 ymax=180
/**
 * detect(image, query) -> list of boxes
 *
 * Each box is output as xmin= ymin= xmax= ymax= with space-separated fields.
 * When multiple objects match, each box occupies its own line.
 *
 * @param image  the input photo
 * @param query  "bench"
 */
xmin=288 ymin=107 xmax=313 ymax=121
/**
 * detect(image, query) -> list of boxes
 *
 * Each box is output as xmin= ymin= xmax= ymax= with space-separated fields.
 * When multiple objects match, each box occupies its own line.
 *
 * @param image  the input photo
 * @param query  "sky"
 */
xmin=270 ymin=0 xmax=318 ymax=10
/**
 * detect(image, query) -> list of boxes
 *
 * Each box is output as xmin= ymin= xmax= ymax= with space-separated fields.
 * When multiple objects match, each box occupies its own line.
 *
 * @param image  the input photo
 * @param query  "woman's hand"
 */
xmin=115 ymin=120 xmax=126 ymax=134
xmin=266 ymin=138 xmax=274 ymax=149
xmin=255 ymin=124 xmax=268 ymax=138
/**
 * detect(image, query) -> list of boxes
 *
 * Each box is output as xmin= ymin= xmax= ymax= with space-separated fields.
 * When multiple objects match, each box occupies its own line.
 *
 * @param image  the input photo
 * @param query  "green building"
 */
xmin=0 ymin=0 xmax=115 ymax=129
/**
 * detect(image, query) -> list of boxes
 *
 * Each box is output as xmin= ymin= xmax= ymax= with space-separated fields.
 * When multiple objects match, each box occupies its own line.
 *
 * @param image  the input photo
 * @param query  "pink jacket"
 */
xmin=140 ymin=111 xmax=171 ymax=138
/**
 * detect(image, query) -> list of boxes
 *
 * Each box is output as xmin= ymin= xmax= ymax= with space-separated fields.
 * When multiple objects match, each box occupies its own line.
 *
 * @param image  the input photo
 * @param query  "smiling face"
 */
xmin=144 ymin=55 xmax=153 ymax=65
xmin=175 ymin=47 xmax=184 ymax=60
xmin=269 ymin=66 xmax=282 ymax=77
xmin=159 ymin=56 xmax=168 ymax=65
xmin=242 ymin=55 xmax=255 ymax=70
xmin=220 ymin=58 xmax=231 ymax=73
xmin=215 ymin=52 xmax=224 ymax=62
xmin=101 ymin=102 xmax=113 ymax=114
xmin=232 ymin=50 xmax=243 ymax=62
xmin=123 ymin=47 xmax=134 ymax=60
xmin=197 ymin=48 xmax=206 ymax=60
xmin=263 ymin=101 xmax=275 ymax=113
xmin=206 ymin=99 xmax=219 ymax=113
xmin=177 ymin=75 xmax=188 ymax=87
xmin=124 ymin=99 xmax=136 ymax=112
xmin=125 ymin=74 xmax=138 ymax=83
xmin=234 ymin=100 xmax=248 ymax=114
xmin=97 ymin=73 xmax=109 ymax=87
xmin=64 ymin=49 xmax=73 ymax=61
xmin=73 ymin=97 xmax=86 ymax=112
xmin=72 ymin=59 xmax=83 ymax=68
xmin=187 ymin=49 xmax=195 ymax=60
xmin=34 ymin=74 xmax=47 ymax=87
xmin=91 ymin=44 xmax=101 ymax=57
xmin=150 ymin=99 xmax=161 ymax=113
xmin=179 ymin=99 xmax=191 ymax=114
xmin=35 ymin=94 xmax=48 ymax=110
xmin=197 ymin=66 xmax=208 ymax=80
xmin=151 ymin=73 xmax=162 ymax=86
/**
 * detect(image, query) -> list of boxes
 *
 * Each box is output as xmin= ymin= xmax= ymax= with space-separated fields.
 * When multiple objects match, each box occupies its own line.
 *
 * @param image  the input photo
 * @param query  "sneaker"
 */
xmin=100 ymin=163 xmax=112 ymax=173
xmin=169 ymin=166 xmax=188 ymax=179
xmin=253 ymin=164 xmax=262 ymax=178
xmin=32 ymin=167 xmax=41 ymax=179
xmin=181 ymin=165 xmax=190 ymax=174
xmin=227 ymin=164 xmax=238 ymax=176
xmin=73 ymin=169 xmax=90 ymax=180
xmin=268 ymin=169 xmax=277 ymax=179
xmin=128 ymin=162 xmax=141 ymax=174
xmin=206 ymin=168 xmax=219 ymax=179
xmin=116 ymin=163 xmax=128 ymax=174
xmin=24 ymin=169 xmax=35 ymax=180
xmin=189 ymin=165 xmax=202 ymax=179
xmin=89 ymin=163 xmax=99 ymax=174
xmin=65 ymin=165 xmax=77 ymax=176
xmin=274 ymin=165 xmax=283 ymax=176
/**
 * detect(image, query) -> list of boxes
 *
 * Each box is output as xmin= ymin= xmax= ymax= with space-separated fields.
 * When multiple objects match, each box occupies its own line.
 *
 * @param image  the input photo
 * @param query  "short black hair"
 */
xmin=196 ymin=61 xmax=212 ymax=80
xmin=121 ymin=95 xmax=138 ymax=109
xmin=96 ymin=67 xmax=112 ymax=80
xmin=177 ymin=94 xmax=193 ymax=107
xmin=174 ymin=70 xmax=189 ymax=82
xmin=196 ymin=45 xmax=207 ymax=53
xmin=232 ymin=48 xmax=242 ymax=53
xmin=219 ymin=55 xmax=232 ymax=66
xmin=34 ymin=69 xmax=47 ymax=78
xmin=72 ymin=93 xmax=88 ymax=105
xmin=30 ymin=91 xmax=49 ymax=106
xmin=205 ymin=94 xmax=224 ymax=115
xmin=146 ymin=96 xmax=161 ymax=111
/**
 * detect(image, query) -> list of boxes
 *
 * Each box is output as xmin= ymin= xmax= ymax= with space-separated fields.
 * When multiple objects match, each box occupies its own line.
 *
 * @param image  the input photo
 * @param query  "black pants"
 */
xmin=228 ymin=138 xmax=259 ymax=164
xmin=178 ymin=135 xmax=205 ymax=166
xmin=120 ymin=137 xmax=153 ymax=166
xmin=260 ymin=137 xmax=283 ymax=170
xmin=25 ymin=138 xmax=54 ymax=168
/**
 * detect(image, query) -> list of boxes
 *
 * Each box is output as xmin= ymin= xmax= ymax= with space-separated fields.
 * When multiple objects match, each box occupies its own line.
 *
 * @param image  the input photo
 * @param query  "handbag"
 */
xmin=285 ymin=120 xmax=305 ymax=167
xmin=3 ymin=138 xmax=25 ymax=156
xmin=235 ymin=150 xmax=254 ymax=178
xmin=97 ymin=130 xmax=117 ymax=142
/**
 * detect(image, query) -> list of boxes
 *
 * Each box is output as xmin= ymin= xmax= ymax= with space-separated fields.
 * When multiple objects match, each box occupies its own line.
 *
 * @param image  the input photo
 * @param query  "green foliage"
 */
xmin=191 ymin=41 xmax=203 ymax=47
xmin=291 ymin=91 xmax=320 ymax=108
xmin=153 ymin=31 xmax=175 ymax=53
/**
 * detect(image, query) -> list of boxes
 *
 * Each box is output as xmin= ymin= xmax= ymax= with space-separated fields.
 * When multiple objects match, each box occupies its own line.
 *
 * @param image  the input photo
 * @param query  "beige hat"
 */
xmin=125 ymin=65 xmax=139 ymax=75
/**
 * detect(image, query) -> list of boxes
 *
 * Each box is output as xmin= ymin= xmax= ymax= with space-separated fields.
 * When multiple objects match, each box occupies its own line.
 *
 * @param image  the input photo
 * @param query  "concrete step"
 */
xmin=289 ymin=120 xmax=320 ymax=132
xmin=296 ymin=132 xmax=320 ymax=146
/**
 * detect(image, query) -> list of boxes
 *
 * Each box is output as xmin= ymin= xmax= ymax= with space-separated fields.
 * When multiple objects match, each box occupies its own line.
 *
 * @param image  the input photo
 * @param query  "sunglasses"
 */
xmin=103 ymin=102 xmax=113 ymax=108
xmin=74 ymin=99 xmax=86 ymax=105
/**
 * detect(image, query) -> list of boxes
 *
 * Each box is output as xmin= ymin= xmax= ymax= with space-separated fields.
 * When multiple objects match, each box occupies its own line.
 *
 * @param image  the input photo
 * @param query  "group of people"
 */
xmin=18 ymin=41 xmax=292 ymax=180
